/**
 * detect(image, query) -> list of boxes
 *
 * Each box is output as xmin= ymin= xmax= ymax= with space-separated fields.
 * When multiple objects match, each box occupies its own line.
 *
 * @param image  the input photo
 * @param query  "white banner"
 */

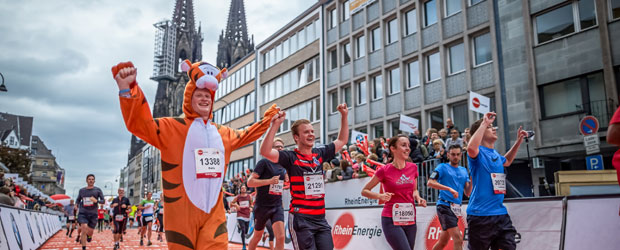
xmin=563 ymin=197 xmax=620 ymax=250
xmin=350 ymin=130 xmax=368 ymax=144
xmin=469 ymin=91 xmax=490 ymax=114
xmin=4 ymin=173 xmax=19 ymax=181
xmin=399 ymin=114 xmax=420 ymax=134
xmin=324 ymin=177 xmax=380 ymax=208
xmin=0 ymin=205 xmax=62 ymax=250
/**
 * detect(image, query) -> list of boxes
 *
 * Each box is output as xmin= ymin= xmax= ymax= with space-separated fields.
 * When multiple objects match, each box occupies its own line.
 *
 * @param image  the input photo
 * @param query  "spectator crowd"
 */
xmin=0 ymin=171 xmax=63 ymax=213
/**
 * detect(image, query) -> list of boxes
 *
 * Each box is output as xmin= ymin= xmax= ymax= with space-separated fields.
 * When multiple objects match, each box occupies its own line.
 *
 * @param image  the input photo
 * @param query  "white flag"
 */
xmin=399 ymin=114 xmax=419 ymax=133
xmin=350 ymin=130 xmax=368 ymax=144
xmin=469 ymin=91 xmax=490 ymax=114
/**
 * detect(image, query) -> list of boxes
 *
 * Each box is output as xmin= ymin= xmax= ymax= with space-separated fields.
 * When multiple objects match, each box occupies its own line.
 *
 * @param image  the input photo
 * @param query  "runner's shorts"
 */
xmin=142 ymin=215 xmax=154 ymax=225
xmin=113 ymin=217 xmax=127 ymax=234
xmin=288 ymin=213 xmax=333 ymax=250
xmin=77 ymin=213 xmax=98 ymax=229
xmin=467 ymin=214 xmax=516 ymax=250
xmin=436 ymin=204 xmax=459 ymax=230
xmin=254 ymin=205 xmax=284 ymax=231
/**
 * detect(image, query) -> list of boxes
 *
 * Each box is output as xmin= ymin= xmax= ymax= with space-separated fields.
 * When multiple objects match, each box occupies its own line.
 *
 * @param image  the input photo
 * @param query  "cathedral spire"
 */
xmin=217 ymin=0 xmax=254 ymax=69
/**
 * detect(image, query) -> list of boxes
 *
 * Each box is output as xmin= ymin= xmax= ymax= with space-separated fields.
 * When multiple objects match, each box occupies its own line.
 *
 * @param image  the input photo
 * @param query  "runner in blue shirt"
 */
xmin=465 ymin=112 xmax=528 ymax=250
xmin=428 ymin=144 xmax=472 ymax=250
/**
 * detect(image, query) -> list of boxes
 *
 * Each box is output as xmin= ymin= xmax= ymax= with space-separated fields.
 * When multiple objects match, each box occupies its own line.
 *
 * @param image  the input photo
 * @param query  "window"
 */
xmin=445 ymin=0 xmax=461 ymax=17
xmin=355 ymin=35 xmax=366 ymax=58
xmin=386 ymin=19 xmax=399 ymax=44
xmin=429 ymin=109 xmax=444 ymax=129
xmin=470 ymin=0 xmax=484 ymax=6
xmin=357 ymin=80 xmax=367 ymax=105
xmin=388 ymin=67 xmax=401 ymax=94
xmin=404 ymin=9 xmax=417 ymax=36
xmin=330 ymin=8 xmax=337 ymax=29
xmin=342 ymin=42 xmax=351 ymax=65
xmin=43 ymin=161 xmax=49 ymax=166
xmin=343 ymin=86 xmax=352 ymax=107
xmin=390 ymin=120 xmax=400 ymax=137
xmin=276 ymin=44 xmax=282 ymax=62
xmin=290 ymin=33 xmax=298 ymax=52
xmin=373 ymin=123 xmax=384 ymax=139
xmin=330 ymin=91 xmax=338 ymax=113
xmin=473 ymin=33 xmax=492 ymax=66
xmin=342 ymin=1 xmax=350 ymax=21
xmin=308 ymin=22 xmax=317 ymax=42
xmin=449 ymin=43 xmax=465 ymax=74
xmin=451 ymin=103 xmax=469 ymax=132
xmin=371 ymin=27 xmax=381 ymax=52
xmin=424 ymin=0 xmax=438 ymax=26
xmin=407 ymin=60 xmax=420 ymax=88
xmin=541 ymin=72 xmax=606 ymax=118
xmin=372 ymin=74 xmax=383 ymax=100
xmin=426 ymin=52 xmax=441 ymax=82
xmin=329 ymin=49 xmax=338 ymax=71
xmin=612 ymin=0 xmax=620 ymax=19
xmin=535 ymin=1 xmax=598 ymax=44
xmin=42 ymin=172 xmax=47 ymax=177
xmin=298 ymin=29 xmax=306 ymax=48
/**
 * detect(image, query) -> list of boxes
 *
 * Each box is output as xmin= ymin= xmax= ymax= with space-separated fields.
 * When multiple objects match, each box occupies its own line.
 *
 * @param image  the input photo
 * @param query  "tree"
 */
xmin=0 ymin=144 xmax=32 ymax=183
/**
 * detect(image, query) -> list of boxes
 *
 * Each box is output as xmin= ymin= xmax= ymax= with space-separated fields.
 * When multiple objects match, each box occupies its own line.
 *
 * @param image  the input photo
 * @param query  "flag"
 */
xmin=399 ymin=114 xmax=419 ymax=133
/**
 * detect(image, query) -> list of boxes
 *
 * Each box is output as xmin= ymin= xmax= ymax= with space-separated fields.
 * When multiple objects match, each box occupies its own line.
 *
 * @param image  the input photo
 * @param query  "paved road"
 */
xmin=39 ymin=227 xmax=268 ymax=249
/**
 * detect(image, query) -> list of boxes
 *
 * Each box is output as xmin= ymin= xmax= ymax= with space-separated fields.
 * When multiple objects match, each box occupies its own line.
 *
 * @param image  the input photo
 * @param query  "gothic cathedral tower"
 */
xmin=151 ymin=0 xmax=203 ymax=119
xmin=216 ymin=0 xmax=254 ymax=69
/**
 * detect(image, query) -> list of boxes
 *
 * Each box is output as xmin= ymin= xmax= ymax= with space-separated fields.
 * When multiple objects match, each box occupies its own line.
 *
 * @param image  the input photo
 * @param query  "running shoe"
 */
xmin=140 ymin=239 xmax=144 ymax=246
xmin=147 ymin=241 xmax=152 ymax=246
xmin=87 ymin=235 xmax=92 ymax=242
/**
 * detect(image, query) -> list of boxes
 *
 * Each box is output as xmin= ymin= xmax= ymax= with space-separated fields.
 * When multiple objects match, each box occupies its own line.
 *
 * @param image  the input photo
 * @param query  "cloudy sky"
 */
xmin=0 ymin=0 xmax=315 ymax=199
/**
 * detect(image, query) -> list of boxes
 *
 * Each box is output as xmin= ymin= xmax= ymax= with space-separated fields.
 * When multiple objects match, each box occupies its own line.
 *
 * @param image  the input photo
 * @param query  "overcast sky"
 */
xmin=0 ymin=0 xmax=315 ymax=199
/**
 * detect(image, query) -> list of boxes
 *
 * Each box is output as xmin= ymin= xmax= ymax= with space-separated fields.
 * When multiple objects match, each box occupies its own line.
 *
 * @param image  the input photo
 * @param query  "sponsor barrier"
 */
xmin=0 ymin=204 xmax=63 ymax=250
xmin=228 ymin=195 xmax=620 ymax=249
xmin=324 ymin=178 xmax=380 ymax=208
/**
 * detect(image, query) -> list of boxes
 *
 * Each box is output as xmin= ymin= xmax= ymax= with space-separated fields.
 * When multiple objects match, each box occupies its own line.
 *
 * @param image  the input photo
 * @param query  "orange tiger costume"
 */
xmin=112 ymin=60 xmax=279 ymax=249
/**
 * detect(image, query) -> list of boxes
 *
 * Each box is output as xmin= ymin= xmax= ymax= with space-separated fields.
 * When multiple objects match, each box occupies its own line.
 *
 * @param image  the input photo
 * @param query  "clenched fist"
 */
xmin=111 ymin=61 xmax=137 ymax=90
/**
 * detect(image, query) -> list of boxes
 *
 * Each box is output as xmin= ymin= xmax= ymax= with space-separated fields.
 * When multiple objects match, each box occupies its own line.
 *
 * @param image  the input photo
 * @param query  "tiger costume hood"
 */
xmin=179 ymin=59 xmax=227 ymax=121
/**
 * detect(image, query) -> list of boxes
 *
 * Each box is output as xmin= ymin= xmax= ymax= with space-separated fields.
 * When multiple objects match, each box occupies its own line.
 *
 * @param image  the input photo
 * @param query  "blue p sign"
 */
xmin=586 ymin=155 xmax=604 ymax=170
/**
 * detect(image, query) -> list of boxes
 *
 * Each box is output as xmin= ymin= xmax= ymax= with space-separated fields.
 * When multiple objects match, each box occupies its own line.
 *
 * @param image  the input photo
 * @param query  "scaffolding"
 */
xmin=151 ymin=19 xmax=177 ymax=80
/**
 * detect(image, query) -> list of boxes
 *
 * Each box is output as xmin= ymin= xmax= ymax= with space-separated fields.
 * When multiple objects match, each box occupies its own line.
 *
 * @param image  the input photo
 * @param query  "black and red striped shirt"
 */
xmin=278 ymin=143 xmax=336 ymax=216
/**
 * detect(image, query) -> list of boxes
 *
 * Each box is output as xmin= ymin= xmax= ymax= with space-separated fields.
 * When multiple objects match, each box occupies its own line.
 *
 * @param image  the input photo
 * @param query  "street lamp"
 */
xmin=0 ymin=72 xmax=7 ymax=92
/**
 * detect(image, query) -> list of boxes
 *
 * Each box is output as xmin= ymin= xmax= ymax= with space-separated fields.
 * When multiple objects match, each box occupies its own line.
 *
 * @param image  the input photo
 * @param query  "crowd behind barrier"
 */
xmin=0 ymin=171 xmax=64 ymax=213
xmin=227 ymin=194 xmax=620 ymax=250
xmin=0 ymin=203 xmax=63 ymax=250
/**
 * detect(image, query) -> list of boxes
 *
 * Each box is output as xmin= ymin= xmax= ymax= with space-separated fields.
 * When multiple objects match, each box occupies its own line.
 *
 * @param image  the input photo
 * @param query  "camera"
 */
xmin=525 ymin=130 xmax=535 ymax=141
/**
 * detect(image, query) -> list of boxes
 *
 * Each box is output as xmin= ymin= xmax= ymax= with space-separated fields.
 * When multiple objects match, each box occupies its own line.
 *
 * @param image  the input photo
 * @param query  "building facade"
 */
xmin=30 ymin=136 xmax=65 ymax=195
xmin=256 ymin=2 xmax=324 ymax=154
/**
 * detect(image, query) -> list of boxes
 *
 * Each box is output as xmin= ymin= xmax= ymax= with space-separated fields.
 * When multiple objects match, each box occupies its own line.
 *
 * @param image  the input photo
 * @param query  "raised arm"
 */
xmin=503 ymin=126 xmax=528 ymax=166
xmin=229 ymin=104 xmax=280 ymax=150
xmin=260 ymin=110 xmax=286 ymax=163
xmin=112 ymin=62 xmax=164 ymax=149
xmin=467 ymin=112 xmax=495 ymax=158
xmin=333 ymin=104 xmax=349 ymax=154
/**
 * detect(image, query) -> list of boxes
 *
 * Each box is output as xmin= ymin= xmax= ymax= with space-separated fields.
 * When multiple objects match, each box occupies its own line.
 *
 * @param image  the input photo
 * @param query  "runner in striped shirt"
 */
xmin=260 ymin=103 xmax=349 ymax=250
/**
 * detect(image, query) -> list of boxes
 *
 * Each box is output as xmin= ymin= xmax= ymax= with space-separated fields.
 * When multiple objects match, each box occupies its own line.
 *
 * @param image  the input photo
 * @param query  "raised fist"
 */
xmin=111 ymin=61 xmax=137 ymax=90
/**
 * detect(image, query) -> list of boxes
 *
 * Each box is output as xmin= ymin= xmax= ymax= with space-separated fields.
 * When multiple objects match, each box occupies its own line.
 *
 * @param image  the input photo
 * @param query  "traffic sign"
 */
xmin=585 ymin=144 xmax=600 ymax=155
xmin=586 ymin=154 xmax=604 ymax=170
xmin=583 ymin=134 xmax=600 ymax=147
xmin=579 ymin=116 xmax=599 ymax=135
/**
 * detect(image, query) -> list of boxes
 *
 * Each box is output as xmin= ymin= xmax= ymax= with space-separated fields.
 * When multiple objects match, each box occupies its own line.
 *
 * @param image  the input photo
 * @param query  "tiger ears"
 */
xmin=180 ymin=59 xmax=192 ymax=72
xmin=216 ymin=68 xmax=228 ymax=82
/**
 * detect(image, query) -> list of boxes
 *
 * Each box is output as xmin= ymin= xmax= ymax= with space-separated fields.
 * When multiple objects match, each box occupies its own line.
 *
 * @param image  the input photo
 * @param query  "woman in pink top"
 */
xmin=361 ymin=135 xmax=427 ymax=250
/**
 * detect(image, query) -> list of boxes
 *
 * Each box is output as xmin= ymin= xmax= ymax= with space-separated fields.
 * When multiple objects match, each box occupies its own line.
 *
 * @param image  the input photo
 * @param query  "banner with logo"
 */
xmin=468 ymin=91 xmax=490 ymax=114
xmin=350 ymin=130 xmax=368 ymax=144
xmin=324 ymin=177 xmax=380 ymax=208
xmin=563 ymin=197 xmax=620 ymax=250
xmin=0 ymin=205 xmax=62 ymax=250
xmin=399 ymin=114 xmax=419 ymax=134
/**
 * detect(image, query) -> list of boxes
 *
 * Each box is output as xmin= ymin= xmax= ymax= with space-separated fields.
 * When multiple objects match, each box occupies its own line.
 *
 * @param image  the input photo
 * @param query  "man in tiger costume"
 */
xmin=112 ymin=60 xmax=280 ymax=249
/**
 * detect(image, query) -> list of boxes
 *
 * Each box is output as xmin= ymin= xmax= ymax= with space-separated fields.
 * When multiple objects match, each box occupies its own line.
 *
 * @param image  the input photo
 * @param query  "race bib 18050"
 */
xmin=194 ymin=148 xmax=224 ymax=178
xmin=392 ymin=203 xmax=415 ymax=226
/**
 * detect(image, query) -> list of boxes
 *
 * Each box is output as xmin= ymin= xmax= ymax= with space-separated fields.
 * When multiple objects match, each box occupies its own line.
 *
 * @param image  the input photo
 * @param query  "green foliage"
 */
xmin=0 ymin=144 xmax=32 ymax=182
